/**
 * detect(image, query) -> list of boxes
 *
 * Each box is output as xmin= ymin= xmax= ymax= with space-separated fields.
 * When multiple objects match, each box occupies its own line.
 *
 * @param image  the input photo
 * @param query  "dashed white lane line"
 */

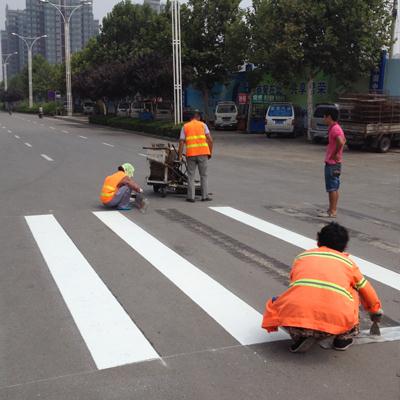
xmin=102 ymin=142 xmax=114 ymax=147
xmin=14 ymin=135 xmax=20 ymax=139
xmin=41 ymin=154 xmax=54 ymax=161
xmin=7 ymin=130 xmax=12 ymax=133
xmin=62 ymin=130 xmax=70 ymax=134
xmin=79 ymin=135 xmax=88 ymax=139
xmin=24 ymin=142 xmax=32 ymax=148
xmin=49 ymin=126 xmax=56 ymax=130
xmin=211 ymin=207 xmax=400 ymax=292
xmin=25 ymin=214 xmax=159 ymax=369
xmin=2 ymin=126 xmax=6 ymax=129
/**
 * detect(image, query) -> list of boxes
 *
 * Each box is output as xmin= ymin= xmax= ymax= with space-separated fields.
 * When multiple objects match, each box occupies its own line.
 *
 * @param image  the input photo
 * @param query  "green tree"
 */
xmin=250 ymin=0 xmax=393 ymax=138
xmin=181 ymin=0 xmax=249 ymax=120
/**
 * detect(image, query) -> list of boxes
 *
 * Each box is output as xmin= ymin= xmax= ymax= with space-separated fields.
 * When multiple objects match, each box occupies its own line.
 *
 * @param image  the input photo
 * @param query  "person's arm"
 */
xmin=333 ymin=134 xmax=346 ymax=162
xmin=204 ymin=123 xmax=213 ymax=157
xmin=119 ymin=176 xmax=142 ymax=192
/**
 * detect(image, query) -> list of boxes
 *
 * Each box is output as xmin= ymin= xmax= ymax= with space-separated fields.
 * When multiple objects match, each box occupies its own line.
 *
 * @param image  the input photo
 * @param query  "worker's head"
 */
xmin=324 ymin=108 xmax=339 ymax=125
xmin=317 ymin=222 xmax=349 ymax=252
xmin=192 ymin=110 xmax=202 ymax=121
xmin=118 ymin=163 xmax=135 ymax=178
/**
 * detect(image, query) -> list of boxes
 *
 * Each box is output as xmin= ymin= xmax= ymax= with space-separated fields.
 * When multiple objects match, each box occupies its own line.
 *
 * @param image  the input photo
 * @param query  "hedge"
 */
xmin=89 ymin=115 xmax=182 ymax=139
xmin=15 ymin=101 xmax=59 ymax=115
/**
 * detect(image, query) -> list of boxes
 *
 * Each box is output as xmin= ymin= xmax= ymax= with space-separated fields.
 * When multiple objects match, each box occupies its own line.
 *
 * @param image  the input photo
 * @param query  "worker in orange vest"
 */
xmin=262 ymin=222 xmax=383 ymax=353
xmin=100 ymin=163 xmax=147 ymax=211
xmin=178 ymin=110 xmax=213 ymax=202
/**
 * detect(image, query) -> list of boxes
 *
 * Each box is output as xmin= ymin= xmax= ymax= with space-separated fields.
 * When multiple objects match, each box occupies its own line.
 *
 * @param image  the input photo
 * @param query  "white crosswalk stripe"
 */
xmin=210 ymin=207 xmax=400 ymax=292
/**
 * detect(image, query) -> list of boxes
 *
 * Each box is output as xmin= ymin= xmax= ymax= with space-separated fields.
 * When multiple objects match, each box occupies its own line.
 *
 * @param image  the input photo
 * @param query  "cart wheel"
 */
xmin=266 ymin=132 xmax=271 ymax=138
xmin=160 ymin=187 xmax=167 ymax=197
xmin=376 ymin=136 xmax=391 ymax=153
xmin=153 ymin=185 xmax=160 ymax=193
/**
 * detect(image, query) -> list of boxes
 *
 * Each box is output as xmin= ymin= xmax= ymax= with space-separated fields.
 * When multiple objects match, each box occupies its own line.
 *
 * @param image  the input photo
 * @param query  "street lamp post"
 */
xmin=12 ymin=33 xmax=47 ymax=108
xmin=2 ymin=52 xmax=18 ymax=91
xmin=39 ymin=0 xmax=92 ymax=117
xmin=171 ymin=0 xmax=183 ymax=124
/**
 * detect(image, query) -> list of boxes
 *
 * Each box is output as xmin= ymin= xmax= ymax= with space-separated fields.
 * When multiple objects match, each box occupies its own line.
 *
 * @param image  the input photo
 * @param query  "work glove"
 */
xmin=369 ymin=309 xmax=384 ymax=323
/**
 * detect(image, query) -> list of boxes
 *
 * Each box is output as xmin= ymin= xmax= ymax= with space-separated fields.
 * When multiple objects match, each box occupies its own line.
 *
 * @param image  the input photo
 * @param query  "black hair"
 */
xmin=317 ymin=222 xmax=349 ymax=252
xmin=118 ymin=166 xmax=124 ymax=172
xmin=324 ymin=108 xmax=339 ymax=122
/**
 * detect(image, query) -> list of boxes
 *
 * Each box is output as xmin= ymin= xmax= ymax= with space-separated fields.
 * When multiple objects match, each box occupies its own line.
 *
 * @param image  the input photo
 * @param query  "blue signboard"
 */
xmin=370 ymin=51 xmax=387 ymax=91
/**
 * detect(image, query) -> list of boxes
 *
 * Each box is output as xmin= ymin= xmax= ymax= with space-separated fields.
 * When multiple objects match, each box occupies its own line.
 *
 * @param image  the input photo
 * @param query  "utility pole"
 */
xmin=2 ymin=52 xmax=18 ymax=91
xmin=12 ymin=33 xmax=47 ymax=107
xmin=39 ymin=0 xmax=92 ymax=117
xmin=171 ymin=0 xmax=183 ymax=124
xmin=390 ymin=0 xmax=398 ymax=58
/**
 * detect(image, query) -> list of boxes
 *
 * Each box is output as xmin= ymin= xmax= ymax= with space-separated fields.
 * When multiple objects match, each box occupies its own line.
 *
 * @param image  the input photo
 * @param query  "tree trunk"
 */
xmin=306 ymin=77 xmax=314 ymax=141
xmin=246 ymin=89 xmax=254 ymax=133
xmin=202 ymin=88 xmax=210 ymax=123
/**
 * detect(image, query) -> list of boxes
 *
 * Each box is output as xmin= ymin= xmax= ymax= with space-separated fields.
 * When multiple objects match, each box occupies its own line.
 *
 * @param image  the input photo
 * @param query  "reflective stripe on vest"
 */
xmin=184 ymin=120 xmax=210 ymax=157
xmin=296 ymin=251 xmax=353 ymax=269
xmin=289 ymin=278 xmax=354 ymax=301
xmin=355 ymin=277 xmax=367 ymax=290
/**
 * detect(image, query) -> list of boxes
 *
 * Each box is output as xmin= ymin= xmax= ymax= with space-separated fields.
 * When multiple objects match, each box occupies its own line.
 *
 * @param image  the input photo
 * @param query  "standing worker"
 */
xmin=178 ymin=110 xmax=213 ymax=202
xmin=262 ymin=222 xmax=383 ymax=353
xmin=100 ymin=163 xmax=147 ymax=211
xmin=319 ymin=109 xmax=346 ymax=218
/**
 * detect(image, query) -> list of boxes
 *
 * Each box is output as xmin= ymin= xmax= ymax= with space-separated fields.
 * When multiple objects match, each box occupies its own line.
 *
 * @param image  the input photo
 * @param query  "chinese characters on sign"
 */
xmin=290 ymin=81 xmax=328 ymax=95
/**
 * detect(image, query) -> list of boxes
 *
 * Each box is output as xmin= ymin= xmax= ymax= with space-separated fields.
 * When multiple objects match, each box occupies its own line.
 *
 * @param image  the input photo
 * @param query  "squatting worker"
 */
xmin=262 ymin=222 xmax=383 ymax=353
xmin=100 ymin=163 xmax=146 ymax=211
xmin=178 ymin=110 xmax=213 ymax=202
xmin=319 ymin=108 xmax=346 ymax=218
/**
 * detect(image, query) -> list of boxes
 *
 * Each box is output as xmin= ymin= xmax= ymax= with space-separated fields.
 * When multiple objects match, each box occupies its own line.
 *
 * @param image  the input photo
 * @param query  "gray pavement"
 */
xmin=0 ymin=112 xmax=399 ymax=399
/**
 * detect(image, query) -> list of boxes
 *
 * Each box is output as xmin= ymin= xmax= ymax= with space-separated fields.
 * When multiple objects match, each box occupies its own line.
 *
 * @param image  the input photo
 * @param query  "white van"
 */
xmin=117 ymin=102 xmax=130 ymax=117
xmin=265 ymin=102 xmax=303 ymax=137
xmin=310 ymin=103 xmax=339 ymax=143
xmin=214 ymin=101 xmax=238 ymax=130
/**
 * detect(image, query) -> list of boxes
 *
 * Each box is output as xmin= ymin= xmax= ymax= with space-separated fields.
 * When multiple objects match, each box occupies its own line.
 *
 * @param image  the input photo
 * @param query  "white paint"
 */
xmin=62 ymin=130 xmax=70 ymax=134
xmin=50 ymin=126 xmax=56 ymax=130
xmin=7 ymin=130 xmax=12 ymax=133
xmin=40 ymin=154 xmax=54 ymax=162
xmin=24 ymin=142 xmax=32 ymax=148
xmin=210 ymin=207 xmax=400 ymax=292
xmin=14 ymin=135 xmax=20 ymax=139
xmin=93 ymin=211 xmax=282 ymax=345
xmin=102 ymin=142 xmax=114 ymax=147
xmin=2 ymin=126 xmax=6 ymax=129
xmin=355 ymin=326 xmax=400 ymax=345
xmin=25 ymin=214 xmax=159 ymax=370
xmin=79 ymin=135 xmax=88 ymax=139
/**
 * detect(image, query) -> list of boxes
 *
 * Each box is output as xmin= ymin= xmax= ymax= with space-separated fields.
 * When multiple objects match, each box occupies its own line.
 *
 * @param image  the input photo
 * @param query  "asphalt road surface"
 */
xmin=0 ymin=112 xmax=399 ymax=400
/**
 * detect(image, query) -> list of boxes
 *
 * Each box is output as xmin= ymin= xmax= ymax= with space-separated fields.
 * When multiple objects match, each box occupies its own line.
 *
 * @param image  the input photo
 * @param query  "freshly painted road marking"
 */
xmin=94 ymin=211 xmax=285 ymax=345
xmin=79 ymin=135 xmax=88 ymax=139
xmin=24 ymin=142 xmax=32 ymax=148
xmin=41 ymin=154 xmax=54 ymax=161
xmin=62 ymin=130 xmax=70 ymax=134
xmin=25 ymin=214 xmax=159 ymax=370
xmin=102 ymin=142 xmax=114 ymax=147
xmin=210 ymin=207 xmax=400 ymax=292
xmin=14 ymin=135 xmax=20 ymax=139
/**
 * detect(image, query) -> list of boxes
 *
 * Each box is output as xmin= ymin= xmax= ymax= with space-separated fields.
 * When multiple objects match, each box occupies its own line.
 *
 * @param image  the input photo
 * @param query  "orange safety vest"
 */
xmin=100 ymin=171 xmax=126 ymax=204
xmin=184 ymin=120 xmax=211 ymax=157
xmin=262 ymin=246 xmax=381 ymax=335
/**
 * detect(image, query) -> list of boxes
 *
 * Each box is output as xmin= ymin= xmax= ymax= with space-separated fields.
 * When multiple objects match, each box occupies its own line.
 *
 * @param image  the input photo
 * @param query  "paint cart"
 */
xmin=143 ymin=144 xmax=201 ymax=197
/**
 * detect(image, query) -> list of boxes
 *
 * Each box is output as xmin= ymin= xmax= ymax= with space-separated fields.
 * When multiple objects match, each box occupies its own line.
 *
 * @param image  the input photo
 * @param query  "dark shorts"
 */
xmin=325 ymin=163 xmax=341 ymax=192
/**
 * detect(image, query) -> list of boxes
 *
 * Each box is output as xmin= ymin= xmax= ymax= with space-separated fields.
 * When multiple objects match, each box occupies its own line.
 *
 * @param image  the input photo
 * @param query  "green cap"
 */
xmin=122 ymin=163 xmax=135 ymax=178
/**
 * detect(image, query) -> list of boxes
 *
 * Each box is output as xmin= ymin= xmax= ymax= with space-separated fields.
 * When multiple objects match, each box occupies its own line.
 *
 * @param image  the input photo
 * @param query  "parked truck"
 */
xmin=339 ymin=93 xmax=400 ymax=153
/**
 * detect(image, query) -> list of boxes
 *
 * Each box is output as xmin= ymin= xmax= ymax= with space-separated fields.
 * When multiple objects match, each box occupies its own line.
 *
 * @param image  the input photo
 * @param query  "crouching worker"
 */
xmin=262 ymin=222 xmax=383 ymax=353
xmin=100 ymin=163 xmax=147 ymax=211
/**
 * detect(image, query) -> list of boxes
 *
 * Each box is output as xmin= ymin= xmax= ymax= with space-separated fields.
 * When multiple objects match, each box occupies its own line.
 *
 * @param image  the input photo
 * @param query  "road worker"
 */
xmin=262 ymin=222 xmax=383 ymax=353
xmin=100 ymin=163 xmax=147 ymax=211
xmin=178 ymin=110 xmax=213 ymax=202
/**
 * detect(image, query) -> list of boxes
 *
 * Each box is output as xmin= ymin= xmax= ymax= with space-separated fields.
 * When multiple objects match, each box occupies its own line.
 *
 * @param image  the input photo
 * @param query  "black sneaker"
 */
xmin=333 ymin=337 xmax=354 ymax=351
xmin=289 ymin=337 xmax=316 ymax=353
xmin=186 ymin=199 xmax=195 ymax=203
xmin=201 ymin=197 xmax=212 ymax=202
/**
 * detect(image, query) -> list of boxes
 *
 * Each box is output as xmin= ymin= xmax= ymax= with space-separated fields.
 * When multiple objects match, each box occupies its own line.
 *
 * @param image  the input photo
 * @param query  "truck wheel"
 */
xmin=153 ymin=185 xmax=160 ymax=193
xmin=160 ymin=187 xmax=167 ymax=198
xmin=377 ymin=136 xmax=391 ymax=153
xmin=266 ymin=132 xmax=271 ymax=138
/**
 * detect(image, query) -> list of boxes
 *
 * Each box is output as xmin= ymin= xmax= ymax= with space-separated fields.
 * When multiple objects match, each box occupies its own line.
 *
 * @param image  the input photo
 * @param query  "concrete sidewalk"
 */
xmin=52 ymin=114 xmax=89 ymax=124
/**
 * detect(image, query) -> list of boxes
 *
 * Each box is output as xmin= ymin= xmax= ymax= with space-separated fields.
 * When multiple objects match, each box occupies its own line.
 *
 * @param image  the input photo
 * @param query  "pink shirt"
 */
xmin=325 ymin=122 xmax=345 ymax=164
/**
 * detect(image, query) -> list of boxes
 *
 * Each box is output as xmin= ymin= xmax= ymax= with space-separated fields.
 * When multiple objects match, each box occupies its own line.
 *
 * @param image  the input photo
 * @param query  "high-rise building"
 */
xmin=144 ymin=0 xmax=161 ymax=13
xmin=1 ymin=0 xmax=98 ymax=78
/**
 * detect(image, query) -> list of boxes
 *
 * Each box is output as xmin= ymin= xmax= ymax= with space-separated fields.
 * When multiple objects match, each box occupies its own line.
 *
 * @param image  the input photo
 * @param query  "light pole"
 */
xmin=171 ymin=0 xmax=183 ymax=124
xmin=39 ymin=0 xmax=92 ymax=117
xmin=2 ymin=52 xmax=18 ymax=91
xmin=12 ymin=33 xmax=47 ymax=108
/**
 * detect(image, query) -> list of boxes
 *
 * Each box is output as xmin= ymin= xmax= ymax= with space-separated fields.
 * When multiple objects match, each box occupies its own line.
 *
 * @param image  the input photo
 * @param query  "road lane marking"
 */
xmin=25 ymin=214 xmax=159 ymax=370
xmin=2 ymin=126 xmax=6 ymax=129
xmin=41 ymin=154 xmax=54 ymax=161
xmin=50 ymin=126 xmax=55 ymax=130
xmin=24 ymin=142 xmax=32 ymax=148
xmin=62 ymin=130 xmax=69 ymax=134
xmin=93 ymin=211 xmax=285 ymax=345
xmin=79 ymin=135 xmax=88 ymax=139
xmin=102 ymin=142 xmax=114 ymax=147
xmin=14 ymin=135 xmax=20 ymax=139
xmin=7 ymin=130 xmax=12 ymax=133
xmin=210 ymin=207 xmax=400 ymax=292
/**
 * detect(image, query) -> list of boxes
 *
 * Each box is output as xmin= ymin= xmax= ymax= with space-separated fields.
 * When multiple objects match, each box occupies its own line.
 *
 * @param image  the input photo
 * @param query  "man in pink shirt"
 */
xmin=319 ymin=108 xmax=346 ymax=218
